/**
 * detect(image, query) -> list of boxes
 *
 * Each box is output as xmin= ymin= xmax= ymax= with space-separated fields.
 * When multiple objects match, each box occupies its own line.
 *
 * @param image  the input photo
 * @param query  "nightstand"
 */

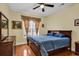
xmin=75 ymin=41 xmax=79 ymax=55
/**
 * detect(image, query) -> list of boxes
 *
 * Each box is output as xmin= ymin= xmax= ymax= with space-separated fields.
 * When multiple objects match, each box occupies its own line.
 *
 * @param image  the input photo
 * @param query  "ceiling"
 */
xmin=8 ymin=3 xmax=72 ymax=17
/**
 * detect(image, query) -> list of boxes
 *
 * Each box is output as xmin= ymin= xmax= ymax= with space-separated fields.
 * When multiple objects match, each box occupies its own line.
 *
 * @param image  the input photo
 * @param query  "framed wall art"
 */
xmin=74 ymin=19 xmax=79 ymax=26
xmin=42 ymin=24 xmax=44 ymax=28
xmin=12 ymin=21 xmax=22 ymax=29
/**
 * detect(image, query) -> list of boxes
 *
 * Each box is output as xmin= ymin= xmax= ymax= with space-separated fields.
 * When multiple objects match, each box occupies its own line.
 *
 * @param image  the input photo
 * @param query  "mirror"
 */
xmin=0 ymin=12 xmax=9 ymax=41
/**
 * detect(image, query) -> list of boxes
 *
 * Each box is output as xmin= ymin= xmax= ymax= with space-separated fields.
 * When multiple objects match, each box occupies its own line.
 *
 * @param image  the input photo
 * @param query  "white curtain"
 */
xmin=22 ymin=21 xmax=27 ymax=39
xmin=28 ymin=20 xmax=36 ymax=36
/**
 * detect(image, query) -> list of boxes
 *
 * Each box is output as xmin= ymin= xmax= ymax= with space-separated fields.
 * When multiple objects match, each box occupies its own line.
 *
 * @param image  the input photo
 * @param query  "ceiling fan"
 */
xmin=33 ymin=3 xmax=54 ymax=12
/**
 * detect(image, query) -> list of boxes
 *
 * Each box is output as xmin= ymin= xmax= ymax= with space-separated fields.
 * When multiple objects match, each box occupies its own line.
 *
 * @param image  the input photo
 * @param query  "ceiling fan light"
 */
xmin=40 ymin=4 xmax=44 ymax=8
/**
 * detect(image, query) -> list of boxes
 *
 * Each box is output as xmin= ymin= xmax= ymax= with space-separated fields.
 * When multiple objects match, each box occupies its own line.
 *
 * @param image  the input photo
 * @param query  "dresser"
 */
xmin=0 ymin=36 xmax=16 ymax=56
xmin=75 ymin=41 xmax=79 ymax=55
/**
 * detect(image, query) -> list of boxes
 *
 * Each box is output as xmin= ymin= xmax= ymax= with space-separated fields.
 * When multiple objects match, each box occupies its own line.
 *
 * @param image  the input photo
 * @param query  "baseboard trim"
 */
xmin=16 ymin=42 xmax=27 ymax=46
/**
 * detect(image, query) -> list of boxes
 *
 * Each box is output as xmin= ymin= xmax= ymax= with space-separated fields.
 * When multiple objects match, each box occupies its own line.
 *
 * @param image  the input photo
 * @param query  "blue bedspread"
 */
xmin=28 ymin=35 xmax=69 ymax=56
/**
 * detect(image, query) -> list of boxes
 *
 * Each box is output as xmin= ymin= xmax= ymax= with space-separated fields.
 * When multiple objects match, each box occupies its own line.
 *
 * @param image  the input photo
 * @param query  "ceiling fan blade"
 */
xmin=38 ymin=3 xmax=44 ymax=5
xmin=33 ymin=5 xmax=40 ymax=9
xmin=42 ymin=8 xmax=45 ymax=12
xmin=61 ymin=3 xmax=64 ymax=5
xmin=45 ymin=4 xmax=54 ymax=7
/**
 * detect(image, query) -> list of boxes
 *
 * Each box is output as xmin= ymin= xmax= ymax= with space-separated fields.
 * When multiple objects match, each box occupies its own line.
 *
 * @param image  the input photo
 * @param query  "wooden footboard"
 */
xmin=27 ymin=38 xmax=41 ymax=56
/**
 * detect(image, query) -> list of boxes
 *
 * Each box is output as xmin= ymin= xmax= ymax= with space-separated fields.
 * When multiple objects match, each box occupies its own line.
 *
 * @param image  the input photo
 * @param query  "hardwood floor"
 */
xmin=16 ymin=44 xmax=35 ymax=56
xmin=16 ymin=44 xmax=76 ymax=56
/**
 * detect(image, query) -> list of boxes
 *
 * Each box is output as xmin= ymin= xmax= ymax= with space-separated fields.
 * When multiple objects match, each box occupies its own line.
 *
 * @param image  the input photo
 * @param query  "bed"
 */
xmin=27 ymin=30 xmax=72 ymax=56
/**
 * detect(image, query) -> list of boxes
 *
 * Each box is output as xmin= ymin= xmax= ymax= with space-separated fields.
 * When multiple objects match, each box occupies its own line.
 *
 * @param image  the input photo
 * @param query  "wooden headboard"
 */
xmin=48 ymin=30 xmax=72 ymax=51
xmin=48 ymin=30 xmax=72 ymax=38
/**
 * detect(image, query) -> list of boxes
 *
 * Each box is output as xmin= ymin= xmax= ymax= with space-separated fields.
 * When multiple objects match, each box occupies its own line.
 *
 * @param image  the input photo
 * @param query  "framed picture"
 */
xmin=42 ymin=24 xmax=44 ymax=28
xmin=12 ymin=21 xmax=22 ymax=29
xmin=1 ymin=20 xmax=8 ymax=29
xmin=74 ymin=19 xmax=79 ymax=26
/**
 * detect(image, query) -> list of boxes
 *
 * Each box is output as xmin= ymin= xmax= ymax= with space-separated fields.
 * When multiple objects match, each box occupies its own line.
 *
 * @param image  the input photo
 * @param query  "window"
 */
xmin=28 ymin=20 xmax=36 ymax=36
